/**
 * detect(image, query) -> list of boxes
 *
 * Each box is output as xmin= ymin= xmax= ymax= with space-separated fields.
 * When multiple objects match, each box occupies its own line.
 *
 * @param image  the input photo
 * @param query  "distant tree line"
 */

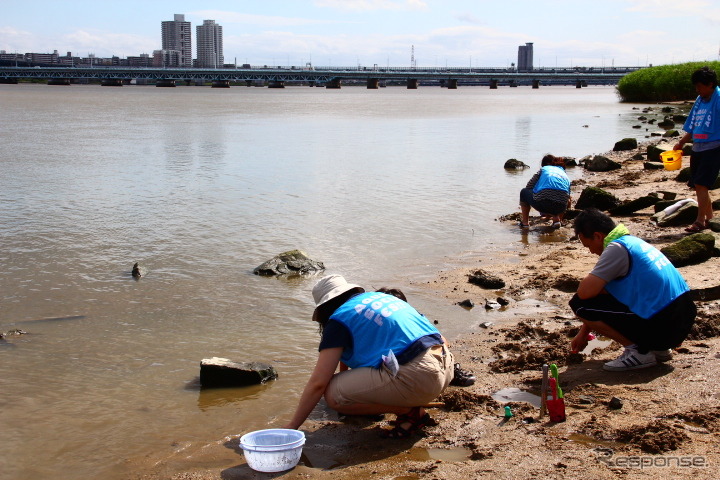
xmin=617 ymin=61 xmax=720 ymax=102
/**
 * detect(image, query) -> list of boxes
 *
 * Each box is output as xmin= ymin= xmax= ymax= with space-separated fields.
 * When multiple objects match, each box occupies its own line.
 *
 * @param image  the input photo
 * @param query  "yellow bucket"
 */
xmin=660 ymin=150 xmax=682 ymax=171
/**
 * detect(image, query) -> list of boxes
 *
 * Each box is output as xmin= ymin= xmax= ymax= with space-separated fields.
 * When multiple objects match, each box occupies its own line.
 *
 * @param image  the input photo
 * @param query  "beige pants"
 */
xmin=326 ymin=344 xmax=454 ymax=407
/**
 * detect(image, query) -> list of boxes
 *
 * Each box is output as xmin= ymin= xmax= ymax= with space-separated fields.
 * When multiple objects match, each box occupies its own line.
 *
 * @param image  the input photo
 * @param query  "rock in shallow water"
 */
xmin=253 ymin=250 xmax=325 ymax=276
xmin=200 ymin=357 xmax=278 ymax=388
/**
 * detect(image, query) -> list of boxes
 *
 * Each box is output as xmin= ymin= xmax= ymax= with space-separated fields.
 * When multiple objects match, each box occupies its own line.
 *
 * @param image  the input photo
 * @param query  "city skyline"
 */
xmin=2 ymin=1 xmax=719 ymax=68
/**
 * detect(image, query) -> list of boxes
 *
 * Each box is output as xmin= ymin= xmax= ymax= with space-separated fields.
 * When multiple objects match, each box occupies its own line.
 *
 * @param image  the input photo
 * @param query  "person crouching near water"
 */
xmin=569 ymin=209 xmax=696 ymax=371
xmin=519 ymin=154 xmax=571 ymax=229
xmin=284 ymin=275 xmax=454 ymax=438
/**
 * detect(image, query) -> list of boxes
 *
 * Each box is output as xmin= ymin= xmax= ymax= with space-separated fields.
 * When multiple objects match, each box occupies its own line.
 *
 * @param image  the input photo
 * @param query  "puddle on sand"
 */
xmin=492 ymin=387 xmax=541 ymax=408
xmin=406 ymin=447 xmax=472 ymax=462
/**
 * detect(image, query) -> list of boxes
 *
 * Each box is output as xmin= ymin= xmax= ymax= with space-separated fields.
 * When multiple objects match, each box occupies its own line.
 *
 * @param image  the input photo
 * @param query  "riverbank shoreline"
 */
xmin=133 ymin=137 xmax=720 ymax=480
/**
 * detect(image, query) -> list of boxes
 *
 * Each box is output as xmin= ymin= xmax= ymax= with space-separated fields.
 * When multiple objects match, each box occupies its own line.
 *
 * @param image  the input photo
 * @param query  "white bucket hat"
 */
xmin=312 ymin=274 xmax=364 ymax=307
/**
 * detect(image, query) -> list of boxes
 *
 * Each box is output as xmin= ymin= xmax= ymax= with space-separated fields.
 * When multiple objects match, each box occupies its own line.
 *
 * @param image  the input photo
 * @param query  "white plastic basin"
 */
xmin=239 ymin=429 xmax=306 ymax=472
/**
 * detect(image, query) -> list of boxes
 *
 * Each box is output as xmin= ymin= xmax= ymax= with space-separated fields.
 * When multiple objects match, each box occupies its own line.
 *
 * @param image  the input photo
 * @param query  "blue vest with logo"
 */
xmin=330 ymin=292 xmax=440 ymax=368
xmin=604 ymin=236 xmax=689 ymax=319
xmin=533 ymin=166 xmax=570 ymax=194
xmin=683 ymin=87 xmax=720 ymax=143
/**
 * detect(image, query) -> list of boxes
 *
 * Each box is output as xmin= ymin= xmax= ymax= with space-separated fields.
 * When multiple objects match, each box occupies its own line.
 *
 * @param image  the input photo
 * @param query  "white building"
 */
xmin=196 ymin=20 xmax=224 ymax=68
xmin=161 ymin=14 xmax=192 ymax=67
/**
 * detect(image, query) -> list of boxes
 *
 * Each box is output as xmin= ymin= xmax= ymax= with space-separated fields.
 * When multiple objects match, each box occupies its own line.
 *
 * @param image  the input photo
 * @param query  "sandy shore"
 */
xmin=134 ymin=134 xmax=720 ymax=480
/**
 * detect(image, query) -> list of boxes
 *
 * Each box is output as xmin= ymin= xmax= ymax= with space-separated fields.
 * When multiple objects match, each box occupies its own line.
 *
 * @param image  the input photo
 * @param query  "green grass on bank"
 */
xmin=616 ymin=61 xmax=720 ymax=103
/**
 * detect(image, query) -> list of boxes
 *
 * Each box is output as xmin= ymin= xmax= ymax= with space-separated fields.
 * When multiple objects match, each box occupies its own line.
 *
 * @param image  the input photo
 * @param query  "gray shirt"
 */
xmin=589 ymin=242 xmax=629 ymax=283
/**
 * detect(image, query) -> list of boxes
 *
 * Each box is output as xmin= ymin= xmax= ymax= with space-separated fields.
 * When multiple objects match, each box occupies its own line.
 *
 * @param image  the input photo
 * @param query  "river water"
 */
xmin=0 ymin=84 xmax=651 ymax=479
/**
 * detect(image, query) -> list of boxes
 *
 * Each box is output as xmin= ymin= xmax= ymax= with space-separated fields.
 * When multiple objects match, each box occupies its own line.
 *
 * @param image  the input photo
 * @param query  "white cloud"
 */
xmin=622 ymin=0 xmax=718 ymax=19
xmin=188 ymin=10 xmax=343 ymax=27
xmin=454 ymin=12 xmax=484 ymax=25
xmin=61 ymin=31 xmax=156 ymax=57
xmin=0 ymin=26 xmax=35 ymax=52
xmin=313 ymin=0 xmax=428 ymax=11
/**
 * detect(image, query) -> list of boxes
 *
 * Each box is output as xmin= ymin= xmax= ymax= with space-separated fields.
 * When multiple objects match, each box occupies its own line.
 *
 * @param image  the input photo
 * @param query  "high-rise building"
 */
xmin=196 ymin=20 xmax=224 ymax=68
xmin=518 ymin=42 xmax=533 ymax=72
xmin=161 ymin=14 xmax=192 ymax=67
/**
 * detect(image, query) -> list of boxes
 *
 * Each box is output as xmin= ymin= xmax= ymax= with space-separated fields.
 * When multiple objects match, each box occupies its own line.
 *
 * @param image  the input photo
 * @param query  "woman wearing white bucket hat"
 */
xmin=284 ymin=274 xmax=454 ymax=438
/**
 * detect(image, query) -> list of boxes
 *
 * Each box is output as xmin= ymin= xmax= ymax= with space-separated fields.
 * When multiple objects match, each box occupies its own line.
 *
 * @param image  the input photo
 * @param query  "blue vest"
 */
xmin=604 ymin=236 xmax=689 ymax=319
xmin=533 ymin=166 xmax=570 ymax=194
xmin=330 ymin=292 xmax=440 ymax=368
xmin=683 ymin=87 xmax=720 ymax=143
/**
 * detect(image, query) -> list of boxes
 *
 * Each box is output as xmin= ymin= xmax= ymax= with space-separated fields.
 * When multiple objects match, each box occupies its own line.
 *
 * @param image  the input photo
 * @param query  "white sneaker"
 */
xmin=603 ymin=346 xmax=657 ymax=371
xmin=651 ymin=349 xmax=673 ymax=362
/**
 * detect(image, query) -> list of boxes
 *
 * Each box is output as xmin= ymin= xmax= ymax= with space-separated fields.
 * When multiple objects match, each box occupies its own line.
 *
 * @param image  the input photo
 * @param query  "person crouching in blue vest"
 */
xmin=569 ymin=209 xmax=696 ymax=371
xmin=284 ymin=275 xmax=454 ymax=438
xmin=519 ymin=154 xmax=572 ymax=229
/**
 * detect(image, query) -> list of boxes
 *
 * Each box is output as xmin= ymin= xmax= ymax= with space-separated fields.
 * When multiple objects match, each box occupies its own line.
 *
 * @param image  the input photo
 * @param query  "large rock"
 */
xmin=608 ymin=195 xmax=660 ymax=216
xmin=575 ymin=187 xmax=621 ymax=211
xmin=662 ymin=129 xmax=680 ymax=138
xmin=584 ymin=155 xmax=621 ymax=172
xmin=647 ymin=143 xmax=674 ymax=162
xmin=658 ymin=118 xmax=675 ymax=129
xmin=675 ymin=167 xmax=691 ymax=183
xmin=504 ymin=158 xmax=529 ymax=169
xmin=675 ymin=168 xmax=720 ymax=189
xmin=253 ymin=250 xmax=325 ymax=276
xmin=613 ymin=138 xmax=638 ymax=151
xmin=200 ymin=357 xmax=278 ymax=388
xmin=652 ymin=202 xmax=698 ymax=227
xmin=468 ymin=269 xmax=505 ymax=289
xmin=660 ymin=233 xmax=716 ymax=267
xmin=644 ymin=161 xmax=664 ymax=170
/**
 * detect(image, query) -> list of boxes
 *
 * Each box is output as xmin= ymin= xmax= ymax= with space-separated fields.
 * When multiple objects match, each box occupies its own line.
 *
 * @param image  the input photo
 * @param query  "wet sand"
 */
xmin=133 ymin=135 xmax=720 ymax=480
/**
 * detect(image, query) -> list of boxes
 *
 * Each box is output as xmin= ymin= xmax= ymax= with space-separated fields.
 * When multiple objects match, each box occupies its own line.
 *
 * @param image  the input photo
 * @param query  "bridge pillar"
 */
xmin=581 ymin=80 xmax=588 ymax=87
xmin=489 ymin=79 xmax=498 ymax=89
xmin=326 ymin=78 xmax=342 ymax=89
xmin=367 ymin=78 xmax=379 ymax=89
xmin=156 ymin=79 xmax=176 ymax=87
xmin=509 ymin=79 xmax=517 ymax=88
xmin=308 ymin=81 xmax=316 ymax=87
xmin=0 ymin=78 xmax=19 ymax=84
xmin=212 ymin=80 xmax=231 ymax=88
xmin=447 ymin=79 xmax=458 ymax=89
xmin=407 ymin=78 xmax=418 ymax=89
xmin=532 ymin=79 xmax=540 ymax=89
xmin=576 ymin=80 xmax=582 ymax=88
xmin=268 ymin=80 xmax=285 ymax=88
xmin=101 ymin=79 xmax=123 ymax=87
xmin=48 ymin=79 xmax=71 ymax=86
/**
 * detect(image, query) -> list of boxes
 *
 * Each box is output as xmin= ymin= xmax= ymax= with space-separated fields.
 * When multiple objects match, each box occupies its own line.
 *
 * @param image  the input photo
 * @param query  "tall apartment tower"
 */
xmin=196 ymin=20 xmax=224 ymax=68
xmin=518 ymin=42 xmax=533 ymax=72
xmin=161 ymin=14 xmax=192 ymax=67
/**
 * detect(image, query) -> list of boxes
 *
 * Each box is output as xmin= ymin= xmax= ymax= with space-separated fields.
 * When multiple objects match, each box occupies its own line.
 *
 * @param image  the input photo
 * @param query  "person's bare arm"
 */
xmin=284 ymin=347 xmax=342 ymax=430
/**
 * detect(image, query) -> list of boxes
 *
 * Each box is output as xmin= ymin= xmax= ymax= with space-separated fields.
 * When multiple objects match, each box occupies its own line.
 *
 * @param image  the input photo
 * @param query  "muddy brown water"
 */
xmin=0 ymin=84 xmax=655 ymax=479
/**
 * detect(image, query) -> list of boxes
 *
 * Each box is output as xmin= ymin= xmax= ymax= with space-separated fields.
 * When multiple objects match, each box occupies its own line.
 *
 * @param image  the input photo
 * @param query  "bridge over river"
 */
xmin=0 ymin=65 xmax=641 ymax=89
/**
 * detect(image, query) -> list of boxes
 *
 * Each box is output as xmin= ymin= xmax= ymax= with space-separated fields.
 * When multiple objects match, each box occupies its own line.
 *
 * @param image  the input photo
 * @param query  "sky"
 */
xmin=1 ymin=0 xmax=719 ymax=68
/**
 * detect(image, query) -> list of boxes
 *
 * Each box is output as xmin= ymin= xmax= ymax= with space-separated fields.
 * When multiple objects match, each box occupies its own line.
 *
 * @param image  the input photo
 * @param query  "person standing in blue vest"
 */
xmin=284 ymin=275 xmax=454 ymax=438
xmin=674 ymin=66 xmax=720 ymax=233
xmin=519 ymin=154 xmax=572 ymax=229
xmin=569 ymin=209 xmax=696 ymax=371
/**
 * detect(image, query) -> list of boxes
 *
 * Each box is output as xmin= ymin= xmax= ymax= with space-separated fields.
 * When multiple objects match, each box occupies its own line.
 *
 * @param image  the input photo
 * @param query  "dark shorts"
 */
xmin=688 ymin=145 xmax=720 ymax=188
xmin=569 ymin=291 xmax=696 ymax=351
xmin=519 ymin=188 xmax=567 ymax=215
